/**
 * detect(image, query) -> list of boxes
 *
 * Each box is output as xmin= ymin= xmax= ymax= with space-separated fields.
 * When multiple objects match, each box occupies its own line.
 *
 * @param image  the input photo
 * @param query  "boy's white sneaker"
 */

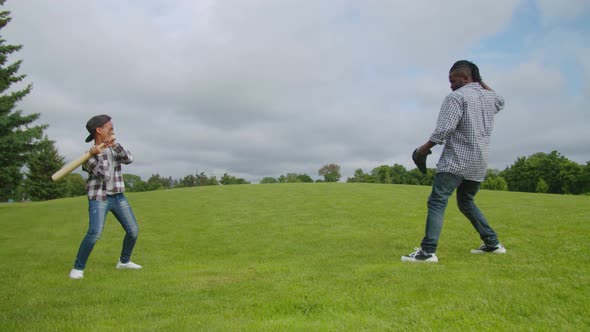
xmin=69 ymin=269 xmax=84 ymax=279
xmin=116 ymin=261 xmax=142 ymax=269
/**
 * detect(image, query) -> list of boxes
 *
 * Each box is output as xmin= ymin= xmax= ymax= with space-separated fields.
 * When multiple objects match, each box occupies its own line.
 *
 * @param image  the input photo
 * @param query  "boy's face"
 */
xmin=96 ymin=121 xmax=114 ymax=140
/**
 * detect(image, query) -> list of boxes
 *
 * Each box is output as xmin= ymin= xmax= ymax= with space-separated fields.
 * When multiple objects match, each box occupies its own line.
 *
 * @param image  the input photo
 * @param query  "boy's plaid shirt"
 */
xmin=83 ymin=143 xmax=134 ymax=201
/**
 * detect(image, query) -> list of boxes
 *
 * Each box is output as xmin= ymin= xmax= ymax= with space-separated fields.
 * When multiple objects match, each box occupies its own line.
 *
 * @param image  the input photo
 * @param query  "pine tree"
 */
xmin=24 ymin=137 xmax=66 ymax=201
xmin=0 ymin=1 xmax=46 ymax=201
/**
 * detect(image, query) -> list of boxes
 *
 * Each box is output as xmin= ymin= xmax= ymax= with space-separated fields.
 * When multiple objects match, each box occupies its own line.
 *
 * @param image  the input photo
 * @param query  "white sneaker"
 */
xmin=116 ymin=261 xmax=142 ymax=269
xmin=471 ymin=243 xmax=507 ymax=254
xmin=69 ymin=269 xmax=84 ymax=279
xmin=401 ymin=247 xmax=439 ymax=263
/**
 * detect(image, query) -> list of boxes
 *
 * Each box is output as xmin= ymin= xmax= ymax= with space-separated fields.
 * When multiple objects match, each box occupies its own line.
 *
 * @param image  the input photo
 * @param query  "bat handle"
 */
xmin=91 ymin=142 xmax=107 ymax=154
xmin=89 ymin=135 xmax=116 ymax=154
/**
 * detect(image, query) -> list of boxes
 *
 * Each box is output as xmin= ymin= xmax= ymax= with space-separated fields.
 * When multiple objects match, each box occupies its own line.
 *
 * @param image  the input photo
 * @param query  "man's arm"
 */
xmin=480 ymin=81 xmax=505 ymax=113
xmin=427 ymin=94 xmax=463 ymax=148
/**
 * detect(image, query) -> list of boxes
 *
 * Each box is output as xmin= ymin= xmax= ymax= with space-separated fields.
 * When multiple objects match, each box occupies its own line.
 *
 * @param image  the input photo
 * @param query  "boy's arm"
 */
xmin=85 ymin=152 xmax=111 ymax=181
xmin=112 ymin=143 xmax=134 ymax=165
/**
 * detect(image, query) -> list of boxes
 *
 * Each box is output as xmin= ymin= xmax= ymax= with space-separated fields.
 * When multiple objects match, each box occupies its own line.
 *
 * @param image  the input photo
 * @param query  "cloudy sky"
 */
xmin=4 ymin=0 xmax=590 ymax=182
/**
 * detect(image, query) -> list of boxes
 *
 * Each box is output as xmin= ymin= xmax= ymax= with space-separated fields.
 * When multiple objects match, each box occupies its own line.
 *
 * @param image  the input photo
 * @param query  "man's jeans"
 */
xmin=421 ymin=172 xmax=499 ymax=253
xmin=74 ymin=194 xmax=139 ymax=270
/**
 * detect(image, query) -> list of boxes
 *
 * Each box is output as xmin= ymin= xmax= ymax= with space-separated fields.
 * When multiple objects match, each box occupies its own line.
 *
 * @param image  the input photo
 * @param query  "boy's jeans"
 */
xmin=74 ymin=193 xmax=138 ymax=270
xmin=421 ymin=172 xmax=499 ymax=253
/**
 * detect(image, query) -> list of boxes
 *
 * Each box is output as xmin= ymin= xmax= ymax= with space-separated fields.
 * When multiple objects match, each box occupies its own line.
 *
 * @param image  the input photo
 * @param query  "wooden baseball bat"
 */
xmin=51 ymin=135 xmax=115 ymax=181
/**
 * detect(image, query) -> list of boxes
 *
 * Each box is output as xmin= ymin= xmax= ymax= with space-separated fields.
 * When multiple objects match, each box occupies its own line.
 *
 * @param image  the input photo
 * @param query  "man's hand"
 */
xmin=417 ymin=141 xmax=435 ymax=155
xmin=480 ymin=81 xmax=494 ymax=91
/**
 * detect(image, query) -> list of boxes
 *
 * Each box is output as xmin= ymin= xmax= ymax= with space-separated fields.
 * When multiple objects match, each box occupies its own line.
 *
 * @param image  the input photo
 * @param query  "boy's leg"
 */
xmin=110 ymin=194 xmax=139 ymax=264
xmin=74 ymin=200 xmax=108 ymax=270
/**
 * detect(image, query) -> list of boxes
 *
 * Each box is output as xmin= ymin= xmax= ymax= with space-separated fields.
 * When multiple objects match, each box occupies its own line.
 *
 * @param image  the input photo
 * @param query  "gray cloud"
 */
xmin=4 ymin=0 xmax=589 ymax=183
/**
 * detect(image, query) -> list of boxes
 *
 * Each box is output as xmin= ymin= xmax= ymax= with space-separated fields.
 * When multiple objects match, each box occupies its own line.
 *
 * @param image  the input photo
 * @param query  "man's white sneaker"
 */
xmin=69 ymin=269 xmax=84 ymax=279
xmin=401 ymin=247 xmax=439 ymax=263
xmin=116 ymin=261 xmax=142 ymax=269
xmin=471 ymin=243 xmax=507 ymax=254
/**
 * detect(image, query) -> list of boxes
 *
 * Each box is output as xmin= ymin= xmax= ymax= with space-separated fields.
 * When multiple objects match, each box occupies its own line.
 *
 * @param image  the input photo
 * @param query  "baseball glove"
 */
xmin=412 ymin=148 xmax=432 ymax=174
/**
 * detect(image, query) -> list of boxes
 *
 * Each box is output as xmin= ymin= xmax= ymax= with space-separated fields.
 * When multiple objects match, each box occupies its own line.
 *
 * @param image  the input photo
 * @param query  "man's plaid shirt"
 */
xmin=83 ymin=143 xmax=134 ymax=201
xmin=430 ymin=82 xmax=505 ymax=182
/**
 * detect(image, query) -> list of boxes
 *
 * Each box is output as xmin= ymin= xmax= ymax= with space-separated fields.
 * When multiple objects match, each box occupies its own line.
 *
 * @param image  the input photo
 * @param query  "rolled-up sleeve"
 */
xmin=495 ymin=94 xmax=505 ymax=114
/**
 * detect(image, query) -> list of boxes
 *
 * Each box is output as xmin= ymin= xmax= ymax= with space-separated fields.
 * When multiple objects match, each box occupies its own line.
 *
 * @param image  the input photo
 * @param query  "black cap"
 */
xmin=85 ymin=114 xmax=111 ymax=142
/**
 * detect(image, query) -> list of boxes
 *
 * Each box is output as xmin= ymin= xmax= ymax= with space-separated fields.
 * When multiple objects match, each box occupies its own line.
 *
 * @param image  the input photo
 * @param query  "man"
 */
xmin=69 ymin=115 xmax=142 ymax=279
xmin=402 ymin=60 xmax=506 ymax=263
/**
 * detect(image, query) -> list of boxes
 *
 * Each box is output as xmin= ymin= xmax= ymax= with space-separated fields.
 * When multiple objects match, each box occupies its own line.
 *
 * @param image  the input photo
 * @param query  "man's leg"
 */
xmin=420 ymin=172 xmax=463 ymax=253
xmin=456 ymin=180 xmax=500 ymax=247
xmin=110 ymin=194 xmax=139 ymax=265
xmin=74 ymin=200 xmax=108 ymax=270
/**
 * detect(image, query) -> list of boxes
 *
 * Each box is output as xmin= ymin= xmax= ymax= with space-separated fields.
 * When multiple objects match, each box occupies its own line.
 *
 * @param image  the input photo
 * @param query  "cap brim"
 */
xmin=85 ymin=133 xmax=94 ymax=142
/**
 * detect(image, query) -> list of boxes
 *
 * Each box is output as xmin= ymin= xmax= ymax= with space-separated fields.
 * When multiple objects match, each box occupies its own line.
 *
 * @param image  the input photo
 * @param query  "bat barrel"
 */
xmin=51 ymin=141 xmax=108 ymax=181
xmin=51 ymin=152 xmax=92 ymax=181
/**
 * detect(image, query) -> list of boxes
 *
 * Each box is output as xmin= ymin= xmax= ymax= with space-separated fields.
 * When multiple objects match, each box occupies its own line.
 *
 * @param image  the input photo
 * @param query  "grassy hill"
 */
xmin=1 ymin=183 xmax=588 ymax=330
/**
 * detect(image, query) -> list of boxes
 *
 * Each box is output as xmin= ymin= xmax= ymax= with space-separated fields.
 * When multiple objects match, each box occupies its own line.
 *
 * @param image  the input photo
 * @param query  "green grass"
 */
xmin=1 ymin=183 xmax=588 ymax=331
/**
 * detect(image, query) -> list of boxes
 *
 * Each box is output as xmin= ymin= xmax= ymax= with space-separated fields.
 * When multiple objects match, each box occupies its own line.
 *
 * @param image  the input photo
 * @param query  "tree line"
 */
xmin=343 ymin=151 xmax=590 ymax=195
xmin=1 ymin=4 xmax=588 ymax=202
xmin=15 ymin=150 xmax=590 ymax=201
